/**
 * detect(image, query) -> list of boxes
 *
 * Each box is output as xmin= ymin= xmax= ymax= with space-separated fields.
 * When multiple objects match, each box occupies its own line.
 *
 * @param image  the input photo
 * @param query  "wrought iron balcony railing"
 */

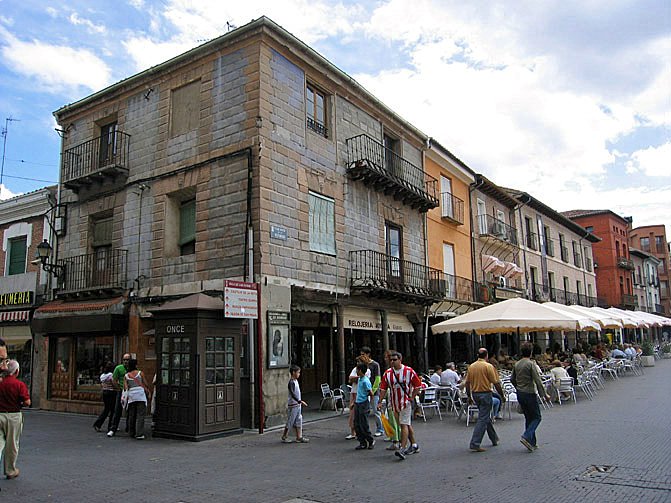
xmin=617 ymin=255 xmax=635 ymax=270
xmin=476 ymin=215 xmax=518 ymax=246
xmin=56 ymin=249 xmax=128 ymax=296
xmin=526 ymin=231 xmax=538 ymax=251
xmin=440 ymin=272 xmax=476 ymax=302
xmin=573 ymin=251 xmax=583 ymax=268
xmin=545 ymin=238 xmax=555 ymax=257
xmin=62 ymin=131 xmax=131 ymax=192
xmin=349 ymin=250 xmax=443 ymax=304
xmin=620 ymin=294 xmax=638 ymax=309
xmin=345 ymin=134 xmax=439 ymax=212
xmin=440 ymin=192 xmax=464 ymax=225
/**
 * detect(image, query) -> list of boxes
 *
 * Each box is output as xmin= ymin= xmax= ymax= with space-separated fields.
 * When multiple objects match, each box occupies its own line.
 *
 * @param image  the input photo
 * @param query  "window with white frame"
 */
xmin=308 ymin=191 xmax=335 ymax=255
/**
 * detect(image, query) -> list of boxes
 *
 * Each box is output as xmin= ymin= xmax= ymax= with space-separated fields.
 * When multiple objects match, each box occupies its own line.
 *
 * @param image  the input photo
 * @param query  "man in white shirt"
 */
xmin=624 ymin=344 xmax=636 ymax=359
xmin=440 ymin=363 xmax=461 ymax=387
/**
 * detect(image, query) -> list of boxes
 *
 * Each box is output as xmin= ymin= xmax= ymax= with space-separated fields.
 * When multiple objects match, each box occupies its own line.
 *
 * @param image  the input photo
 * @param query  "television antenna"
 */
xmin=1 ymin=117 xmax=21 ymax=186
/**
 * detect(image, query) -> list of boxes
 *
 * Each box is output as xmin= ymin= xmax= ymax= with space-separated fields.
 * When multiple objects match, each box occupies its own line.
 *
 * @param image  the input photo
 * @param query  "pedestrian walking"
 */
xmin=353 ymin=362 xmax=375 ymax=450
xmin=378 ymin=351 xmax=421 ymax=460
xmin=464 ymin=348 xmax=505 ymax=452
xmin=0 ymin=337 xmax=8 ymax=383
xmin=359 ymin=346 xmax=384 ymax=438
xmin=346 ymin=355 xmax=369 ymax=440
xmin=511 ymin=344 xmax=551 ymax=452
xmin=281 ymin=364 xmax=309 ymax=444
xmin=93 ymin=361 xmax=116 ymax=432
xmin=107 ymin=353 xmax=130 ymax=437
xmin=0 ymin=359 xmax=31 ymax=479
xmin=123 ymin=359 xmax=150 ymax=440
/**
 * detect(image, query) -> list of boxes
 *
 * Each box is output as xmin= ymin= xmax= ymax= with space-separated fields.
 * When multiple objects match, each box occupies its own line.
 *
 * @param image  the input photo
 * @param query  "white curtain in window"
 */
xmin=309 ymin=192 xmax=335 ymax=254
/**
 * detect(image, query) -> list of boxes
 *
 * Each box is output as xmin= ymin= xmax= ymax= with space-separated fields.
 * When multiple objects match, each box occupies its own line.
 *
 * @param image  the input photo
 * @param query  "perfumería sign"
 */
xmin=0 ymin=291 xmax=34 ymax=307
xmin=224 ymin=280 xmax=259 ymax=319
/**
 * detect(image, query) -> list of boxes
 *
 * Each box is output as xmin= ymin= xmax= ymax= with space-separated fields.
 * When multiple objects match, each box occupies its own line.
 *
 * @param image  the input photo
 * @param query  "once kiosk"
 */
xmin=150 ymin=293 xmax=242 ymax=441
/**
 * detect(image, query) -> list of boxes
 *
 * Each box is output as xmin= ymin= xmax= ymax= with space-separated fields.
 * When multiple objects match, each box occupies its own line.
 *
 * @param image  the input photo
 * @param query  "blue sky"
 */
xmin=1 ymin=0 xmax=669 ymax=235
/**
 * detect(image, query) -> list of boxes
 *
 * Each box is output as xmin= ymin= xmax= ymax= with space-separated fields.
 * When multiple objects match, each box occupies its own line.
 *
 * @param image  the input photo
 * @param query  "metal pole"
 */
xmin=0 ymin=117 xmax=20 ymax=187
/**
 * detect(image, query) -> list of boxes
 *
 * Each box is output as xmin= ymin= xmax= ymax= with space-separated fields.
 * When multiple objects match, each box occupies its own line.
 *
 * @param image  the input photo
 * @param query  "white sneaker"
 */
xmin=345 ymin=434 xmax=356 ymax=440
xmin=374 ymin=432 xmax=382 ymax=437
xmin=107 ymin=431 xmax=114 ymax=438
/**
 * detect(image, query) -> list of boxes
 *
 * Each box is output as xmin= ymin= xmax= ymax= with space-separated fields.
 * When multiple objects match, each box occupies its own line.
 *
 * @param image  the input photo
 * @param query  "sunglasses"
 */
xmin=390 ymin=358 xmax=399 ymax=361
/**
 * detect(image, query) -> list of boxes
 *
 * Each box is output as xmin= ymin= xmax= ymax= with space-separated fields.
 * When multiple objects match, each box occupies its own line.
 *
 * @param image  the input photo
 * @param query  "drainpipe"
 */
xmin=515 ymin=195 xmax=531 ymax=299
xmin=469 ymin=177 xmax=484 ymax=296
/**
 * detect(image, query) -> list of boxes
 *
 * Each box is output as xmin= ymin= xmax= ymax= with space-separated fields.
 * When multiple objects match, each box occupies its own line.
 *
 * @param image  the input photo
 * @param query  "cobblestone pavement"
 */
xmin=2 ymin=360 xmax=670 ymax=503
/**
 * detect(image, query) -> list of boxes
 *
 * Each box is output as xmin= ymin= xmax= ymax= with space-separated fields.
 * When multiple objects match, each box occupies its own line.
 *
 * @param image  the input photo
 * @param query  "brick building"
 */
xmin=629 ymin=224 xmax=670 ymax=316
xmin=0 ymin=186 xmax=57 ymax=392
xmin=562 ymin=210 xmax=636 ymax=310
xmin=31 ymin=17 xmax=443 ymax=436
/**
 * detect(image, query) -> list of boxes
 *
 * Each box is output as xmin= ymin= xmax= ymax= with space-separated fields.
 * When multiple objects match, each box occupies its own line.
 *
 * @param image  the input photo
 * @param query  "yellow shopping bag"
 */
xmin=380 ymin=410 xmax=398 ymax=439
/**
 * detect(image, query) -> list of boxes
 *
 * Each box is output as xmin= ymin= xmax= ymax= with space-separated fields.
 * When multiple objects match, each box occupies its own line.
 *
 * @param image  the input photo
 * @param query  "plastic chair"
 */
xmin=319 ymin=383 xmax=344 ymax=412
xmin=554 ymin=377 xmax=577 ymax=405
xmin=417 ymin=387 xmax=442 ymax=421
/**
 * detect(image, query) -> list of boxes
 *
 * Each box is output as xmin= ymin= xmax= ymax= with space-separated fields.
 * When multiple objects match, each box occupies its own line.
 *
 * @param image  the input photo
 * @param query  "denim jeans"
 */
xmin=94 ymin=390 xmax=117 ymax=431
xmin=354 ymin=401 xmax=373 ymax=446
xmin=469 ymin=392 xmax=498 ymax=448
xmin=369 ymin=394 xmax=383 ymax=434
xmin=517 ymin=391 xmax=542 ymax=446
xmin=109 ymin=390 xmax=125 ymax=433
xmin=492 ymin=395 xmax=501 ymax=418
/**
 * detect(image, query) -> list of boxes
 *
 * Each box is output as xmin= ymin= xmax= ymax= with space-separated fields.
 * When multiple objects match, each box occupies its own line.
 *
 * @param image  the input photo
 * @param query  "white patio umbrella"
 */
xmin=633 ymin=311 xmax=671 ymax=326
xmin=546 ymin=303 xmax=623 ymax=329
xmin=430 ymin=297 xmax=600 ymax=335
xmin=605 ymin=307 xmax=651 ymax=328
xmin=589 ymin=306 xmax=639 ymax=328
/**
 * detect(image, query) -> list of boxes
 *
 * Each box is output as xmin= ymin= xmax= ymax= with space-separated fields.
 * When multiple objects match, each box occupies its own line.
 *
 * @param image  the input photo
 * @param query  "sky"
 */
xmin=0 ymin=0 xmax=669 ymax=237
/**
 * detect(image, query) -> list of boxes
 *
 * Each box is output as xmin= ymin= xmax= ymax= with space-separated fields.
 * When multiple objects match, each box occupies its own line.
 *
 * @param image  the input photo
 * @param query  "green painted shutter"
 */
xmin=8 ymin=237 xmax=27 ymax=275
xmin=179 ymin=199 xmax=196 ymax=246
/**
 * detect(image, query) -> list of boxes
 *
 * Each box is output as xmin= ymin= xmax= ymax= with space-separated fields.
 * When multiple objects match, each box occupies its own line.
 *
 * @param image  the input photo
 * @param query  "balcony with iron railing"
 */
xmin=545 ymin=238 xmax=555 ymax=257
xmin=349 ymin=250 xmax=444 ymax=304
xmin=440 ymin=192 xmax=464 ymax=225
xmin=525 ymin=231 xmax=538 ymax=251
xmin=439 ymin=272 xmax=476 ymax=303
xmin=620 ymin=294 xmax=638 ymax=309
xmin=62 ymin=131 xmax=131 ymax=192
xmin=56 ymin=249 xmax=128 ymax=297
xmin=345 ymin=134 xmax=439 ymax=212
xmin=616 ymin=255 xmax=635 ymax=270
xmin=476 ymin=215 xmax=519 ymax=246
xmin=573 ymin=251 xmax=583 ymax=268
xmin=655 ymin=303 xmax=665 ymax=314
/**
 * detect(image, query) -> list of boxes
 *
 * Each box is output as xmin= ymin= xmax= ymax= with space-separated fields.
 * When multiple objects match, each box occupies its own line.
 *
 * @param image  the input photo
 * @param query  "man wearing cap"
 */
xmin=0 ymin=359 xmax=31 ymax=479
xmin=464 ymin=348 xmax=504 ymax=452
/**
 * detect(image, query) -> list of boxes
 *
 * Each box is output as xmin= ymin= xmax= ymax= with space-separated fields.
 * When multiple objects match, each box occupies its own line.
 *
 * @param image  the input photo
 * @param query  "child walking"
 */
xmin=354 ymin=362 xmax=375 ymax=450
xmin=281 ymin=364 xmax=309 ymax=443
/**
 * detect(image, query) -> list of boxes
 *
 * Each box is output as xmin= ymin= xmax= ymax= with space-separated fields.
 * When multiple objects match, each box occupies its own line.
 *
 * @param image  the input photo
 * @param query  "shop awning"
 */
xmin=501 ymin=262 xmax=523 ymax=279
xmin=341 ymin=307 xmax=414 ymax=332
xmin=0 ymin=310 xmax=30 ymax=323
xmin=32 ymin=296 xmax=127 ymax=334
xmin=482 ymin=255 xmax=506 ymax=275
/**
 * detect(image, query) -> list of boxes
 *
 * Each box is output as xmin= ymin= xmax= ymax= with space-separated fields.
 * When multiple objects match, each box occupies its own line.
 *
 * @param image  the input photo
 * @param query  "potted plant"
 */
xmin=662 ymin=343 xmax=671 ymax=359
xmin=641 ymin=340 xmax=655 ymax=367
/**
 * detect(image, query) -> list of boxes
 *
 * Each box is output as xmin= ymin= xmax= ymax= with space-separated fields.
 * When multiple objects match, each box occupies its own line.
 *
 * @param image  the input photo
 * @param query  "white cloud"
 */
xmin=122 ymin=0 xmax=364 ymax=71
xmin=0 ymin=183 xmax=22 ymax=200
xmin=626 ymin=143 xmax=671 ymax=177
xmin=0 ymin=27 xmax=111 ymax=95
xmin=68 ymin=13 xmax=106 ymax=34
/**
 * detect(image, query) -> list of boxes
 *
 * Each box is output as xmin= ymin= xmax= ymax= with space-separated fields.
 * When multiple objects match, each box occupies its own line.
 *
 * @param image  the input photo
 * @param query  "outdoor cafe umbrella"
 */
xmin=430 ymin=297 xmax=601 ymax=336
xmin=543 ymin=302 xmax=623 ymax=329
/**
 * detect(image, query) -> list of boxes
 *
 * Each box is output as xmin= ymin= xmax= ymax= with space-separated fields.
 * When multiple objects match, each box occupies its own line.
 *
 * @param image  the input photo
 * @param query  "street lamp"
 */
xmin=35 ymin=239 xmax=65 ymax=279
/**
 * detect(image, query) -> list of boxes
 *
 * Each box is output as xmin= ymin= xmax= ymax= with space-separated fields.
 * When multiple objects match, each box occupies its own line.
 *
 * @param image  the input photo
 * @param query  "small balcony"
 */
xmin=617 ymin=255 xmax=635 ymax=270
xmin=440 ymin=192 xmax=464 ymax=225
xmin=56 ymin=249 xmax=128 ymax=297
xmin=545 ymin=238 xmax=555 ymax=257
xmin=573 ymin=251 xmax=583 ymax=268
xmin=655 ymin=303 xmax=665 ymax=315
xmin=620 ymin=294 xmax=638 ymax=310
xmin=476 ymin=215 xmax=518 ymax=247
xmin=525 ymin=231 xmax=538 ymax=251
xmin=440 ymin=273 xmax=476 ymax=302
xmin=349 ymin=250 xmax=443 ymax=305
xmin=345 ymin=134 xmax=439 ymax=212
xmin=62 ymin=131 xmax=131 ymax=193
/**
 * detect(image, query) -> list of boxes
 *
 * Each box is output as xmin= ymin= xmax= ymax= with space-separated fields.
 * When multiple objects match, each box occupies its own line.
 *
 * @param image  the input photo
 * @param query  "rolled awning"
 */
xmin=482 ymin=255 xmax=506 ymax=275
xmin=32 ymin=296 xmax=127 ymax=334
xmin=501 ymin=262 xmax=524 ymax=279
xmin=0 ymin=310 xmax=30 ymax=323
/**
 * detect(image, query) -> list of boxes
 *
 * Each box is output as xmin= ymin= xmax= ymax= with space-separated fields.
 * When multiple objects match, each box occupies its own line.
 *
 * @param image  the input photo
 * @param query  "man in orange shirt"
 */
xmin=464 ymin=348 xmax=505 ymax=452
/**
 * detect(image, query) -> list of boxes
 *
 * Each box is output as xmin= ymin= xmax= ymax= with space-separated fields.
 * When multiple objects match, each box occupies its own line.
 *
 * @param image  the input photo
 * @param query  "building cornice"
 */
xmin=0 ymin=187 xmax=56 ymax=226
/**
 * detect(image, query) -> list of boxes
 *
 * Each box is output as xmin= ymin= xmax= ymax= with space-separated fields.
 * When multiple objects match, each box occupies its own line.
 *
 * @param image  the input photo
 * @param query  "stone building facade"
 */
xmin=32 ymin=17 xmax=442 ymax=432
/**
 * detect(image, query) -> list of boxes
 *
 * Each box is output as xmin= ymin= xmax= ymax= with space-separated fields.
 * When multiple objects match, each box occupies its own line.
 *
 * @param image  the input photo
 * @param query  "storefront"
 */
xmin=31 ymin=296 xmax=128 ymax=413
xmin=0 ymin=284 xmax=38 ymax=390
xmin=289 ymin=309 xmax=333 ymax=393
